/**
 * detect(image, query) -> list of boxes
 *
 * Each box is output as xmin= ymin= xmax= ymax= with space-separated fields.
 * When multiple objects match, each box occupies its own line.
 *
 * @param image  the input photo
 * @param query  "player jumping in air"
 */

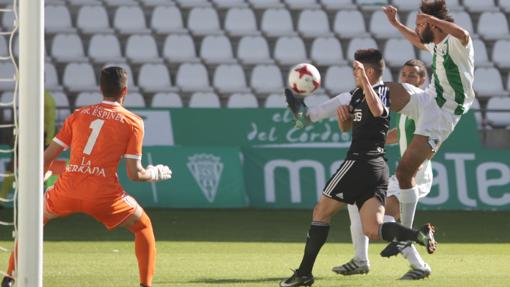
xmin=1 ymin=67 xmax=172 ymax=287
xmin=279 ymin=49 xmax=437 ymax=287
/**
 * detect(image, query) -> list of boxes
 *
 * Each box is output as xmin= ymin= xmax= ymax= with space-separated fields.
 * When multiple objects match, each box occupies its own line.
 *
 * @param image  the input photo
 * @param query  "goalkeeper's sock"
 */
xmin=128 ymin=212 xmax=156 ymax=287
xmin=6 ymin=243 xmax=17 ymax=277
xmin=297 ymin=222 xmax=330 ymax=276
xmin=399 ymin=186 xmax=419 ymax=228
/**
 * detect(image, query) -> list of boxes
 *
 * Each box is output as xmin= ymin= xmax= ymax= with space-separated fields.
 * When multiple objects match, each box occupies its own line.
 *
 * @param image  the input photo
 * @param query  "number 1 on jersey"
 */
xmin=83 ymin=119 xmax=105 ymax=155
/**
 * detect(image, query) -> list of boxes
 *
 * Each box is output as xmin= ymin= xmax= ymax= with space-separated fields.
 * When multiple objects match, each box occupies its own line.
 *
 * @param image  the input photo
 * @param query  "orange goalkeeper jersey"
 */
xmin=52 ymin=101 xmax=144 ymax=199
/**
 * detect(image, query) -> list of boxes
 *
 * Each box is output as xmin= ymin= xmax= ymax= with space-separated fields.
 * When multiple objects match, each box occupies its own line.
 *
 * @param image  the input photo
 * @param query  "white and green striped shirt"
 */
xmin=396 ymin=114 xmax=415 ymax=156
xmin=426 ymin=35 xmax=475 ymax=115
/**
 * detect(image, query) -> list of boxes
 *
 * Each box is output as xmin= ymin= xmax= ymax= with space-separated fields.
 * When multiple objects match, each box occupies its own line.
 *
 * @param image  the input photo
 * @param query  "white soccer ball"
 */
xmin=287 ymin=63 xmax=321 ymax=96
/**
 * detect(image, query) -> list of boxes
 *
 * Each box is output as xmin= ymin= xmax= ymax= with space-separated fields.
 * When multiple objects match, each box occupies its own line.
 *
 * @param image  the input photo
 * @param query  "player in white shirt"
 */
xmin=379 ymin=0 xmax=474 ymax=250
xmin=331 ymin=60 xmax=434 ymax=280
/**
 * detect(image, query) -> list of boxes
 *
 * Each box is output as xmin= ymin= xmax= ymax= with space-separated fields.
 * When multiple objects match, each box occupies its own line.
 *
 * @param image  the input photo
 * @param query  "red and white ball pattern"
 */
xmin=287 ymin=63 xmax=321 ymax=96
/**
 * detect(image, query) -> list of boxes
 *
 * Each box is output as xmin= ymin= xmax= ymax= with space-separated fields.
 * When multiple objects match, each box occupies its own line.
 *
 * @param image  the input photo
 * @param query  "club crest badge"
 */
xmin=187 ymin=154 xmax=223 ymax=203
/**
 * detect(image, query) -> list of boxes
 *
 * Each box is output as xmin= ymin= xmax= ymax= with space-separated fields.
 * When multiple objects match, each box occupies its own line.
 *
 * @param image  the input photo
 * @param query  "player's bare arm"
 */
xmin=125 ymin=158 xmax=172 ymax=183
xmin=353 ymin=61 xmax=385 ymax=117
xmin=383 ymin=6 xmax=427 ymax=50
xmin=417 ymin=13 xmax=470 ymax=46
xmin=336 ymin=105 xmax=352 ymax=132
xmin=386 ymin=128 xmax=398 ymax=144
xmin=43 ymin=141 xmax=65 ymax=173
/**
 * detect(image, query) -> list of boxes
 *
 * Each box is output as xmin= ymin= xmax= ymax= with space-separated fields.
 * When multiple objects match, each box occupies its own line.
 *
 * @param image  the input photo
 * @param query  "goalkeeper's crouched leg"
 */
xmin=128 ymin=211 xmax=156 ymax=287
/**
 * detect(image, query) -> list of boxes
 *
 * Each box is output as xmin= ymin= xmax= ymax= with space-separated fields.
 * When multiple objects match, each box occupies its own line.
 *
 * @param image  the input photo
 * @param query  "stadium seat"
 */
xmin=139 ymin=0 xmax=171 ymax=7
xmin=477 ymin=12 xmax=510 ymax=41
xmin=357 ymin=0 xmax=389 ymax=10
xmin=247 ymin=0 xmax=284 ymax=9
xmin=163 ymin=34 xmax=200 ymax=63
xmin=175 ymin=0 xmax=211 ymax=8
xmin=212 ymin=0 xmax=248 ymax=8
xmin=51 ymin=33 xmax=87 ymax=63
xmin=0 ymin=62 xmax=15 ymax=91
xmin=297 ymin=9 xmax=331 ymax=38
xmin=334 ymin=10 xmax=368 ymax=38
xmin=103 ymin=62 xmax=139 ymax=92
xmin=45 ymin=62 xmax=61 ymax=91
xmin=383 ymin=66 xmax=393 ymax=82
xmin=63 ymin=63 xmax=97 ymax=92
xmin=67 ymin=0 xmax=102 ymax=5
xmin=137 ymin=63 xmax=177 ymax=93
xmin=45 ymin=5 xmax=75 ymax=33
xmin=264 ymin=93 xmax=286 ymax=108
xmin=492 ymin=40 xmax=510 ymax=69
xmin=176 ymin=63 xmax=213 ymax=92
xmin=487 ymin=97 xmax=510 ymax=127
xmin=0 ymin=36 xmax=6 ymax=58
xmin=88 ymin=34 xmax=124 ymax=63
xmin=284 ymin=0 xmax=320 ymax=9
xmin=472 ymin=39 xmax=491 ymax=67
xmin=473 ymin=67 xmax=508 ymax=98
xmin=123 ymin=92 xmax=146 ymax=107
xmin=369 ymin=10 xmax=400 ymax=39
xmin=77 ymin=5 xmax=113 ymax=34
xmin=213 ymin=64 xmax=250 ymax=93
xmin=227 ymin=93 xmax=259 ymax=108
xmin=200 ymin=35 xmax=236 ymax=64
xmin=126 ymin=34 xmax=161 ymax=63
xmin=449 ymin=11 xmax=475 ymax=35
xmin=0 ymin=91 xmax=13 ymax=121
xmin=500 ymin=0 xmax=510 ymax=12
xmin=261 ymin=8 xmax=296 ymax=37
xmin=188 ymin=7 xmax=222 ymax=36
xmin=304 ymin=94 xmax=330 ymax=108
xmin=113 ymin=6 xmax=150 ymax=34
xmin=383 ymin=38 xmax=416 ymax=68
xmin=405 ymin=11 xmax=418 ymax=29
xmin=419 ymin=49 xmax=432 ymax=66
xmin=237 ymin=36 xmax=273 ymax=65
xmin=51 ymin=91 xmax=70 ymax=109
xmin=273 ymin=36 xmax=307 ymax=65
xmin=104 ymin=0 xmax=139 ymax=6
xmin=250 ymin=65 xmax=283 ymax=94
xmin=75 ymin=92 xmax=102 ymax=107
xmin=151 ymin=5 xmax=187 ymax=34
xmin=392 ymin=0 xmax=420 ymax=11
xmin=2 ymin=10 xmax=14 ymax=31
xmin=346 ymin=37 xmax=378 ymax=61
xmin=463 ymin=0 xmax=499 ymax=13
xmin=320 ymin=0 xmax=356 ymax=10
xmin=310 ymin=37 xmax=345 ymax=66
xmin=224 ymin=8 xmax=259 ymax=36
xmin=324 ymin=66 xmax=355 ymax=94
xmin=188 ymin=92 xmax=221 ymax=108
xmin=151 ymin=92 xmax=183 ymax=108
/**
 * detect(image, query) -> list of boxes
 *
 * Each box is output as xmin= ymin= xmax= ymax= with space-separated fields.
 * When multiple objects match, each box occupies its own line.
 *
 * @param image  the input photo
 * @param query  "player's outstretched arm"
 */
xmin=44 ymin=141 xmax=65 ymax=173
xmin=336 ymin=105 xmax=352 ymax=132
xmin=126 ymin=158 xmax=172 ymax=183
xmin=418 ymin=13 xmax=470 ymax=46
xmin=383 ymin=6 xmax=426 ymax=50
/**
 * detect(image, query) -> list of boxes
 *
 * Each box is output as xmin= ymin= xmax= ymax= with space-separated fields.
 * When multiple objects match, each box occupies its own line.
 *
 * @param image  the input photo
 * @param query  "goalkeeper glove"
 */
xmin=146 ymin=164 xmax=172 ymax=182
xmin=284 ymin=88 xmax=312 ymax=129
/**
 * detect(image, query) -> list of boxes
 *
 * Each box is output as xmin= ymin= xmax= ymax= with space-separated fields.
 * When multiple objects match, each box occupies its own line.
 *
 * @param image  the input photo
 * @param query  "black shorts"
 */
xmin=322 ymin=156 xmax=388 ymax=209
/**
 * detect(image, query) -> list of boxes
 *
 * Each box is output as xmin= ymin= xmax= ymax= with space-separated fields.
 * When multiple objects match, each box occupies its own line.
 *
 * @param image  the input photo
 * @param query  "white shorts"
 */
xmin=387 ymin=159 xmax=433 ymax=200
xmin=400 ymin=84 xmax=461 ymax=148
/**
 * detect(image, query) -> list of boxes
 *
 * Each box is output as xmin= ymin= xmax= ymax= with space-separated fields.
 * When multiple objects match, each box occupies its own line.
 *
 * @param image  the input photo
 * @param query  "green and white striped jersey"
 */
xmin=426 ymin=34 xmax=475 ymax=115
xmin=396 ymin=113 xmax=415 ymax=156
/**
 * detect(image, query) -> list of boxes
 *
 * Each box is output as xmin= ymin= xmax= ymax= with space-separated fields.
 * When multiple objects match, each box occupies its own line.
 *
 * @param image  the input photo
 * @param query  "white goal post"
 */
xmin=17 ymin=0 xmax=44 ymax=286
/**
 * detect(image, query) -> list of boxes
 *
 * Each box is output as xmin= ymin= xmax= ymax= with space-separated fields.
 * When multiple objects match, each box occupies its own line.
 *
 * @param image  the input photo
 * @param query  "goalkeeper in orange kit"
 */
xmin=2 ymin=67 xmax=172 ymax=287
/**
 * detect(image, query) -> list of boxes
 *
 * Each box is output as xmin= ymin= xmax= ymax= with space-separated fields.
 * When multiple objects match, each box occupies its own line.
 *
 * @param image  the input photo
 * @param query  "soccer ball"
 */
xmin=288 ymin=63 xmax=321 ymax=96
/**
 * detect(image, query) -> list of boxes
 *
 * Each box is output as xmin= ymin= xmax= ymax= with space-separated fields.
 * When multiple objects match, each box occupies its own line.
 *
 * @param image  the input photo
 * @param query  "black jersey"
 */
xmin=347 ymin=83 xmax=390 ymax=158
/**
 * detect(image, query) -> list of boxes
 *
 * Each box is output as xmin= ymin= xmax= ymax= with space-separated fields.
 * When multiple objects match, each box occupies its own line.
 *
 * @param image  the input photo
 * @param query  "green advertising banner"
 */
xmin=117 ymin=146 xmax=248 ymax=208
xmin=242 ymin=114 xmax=510 ymax=210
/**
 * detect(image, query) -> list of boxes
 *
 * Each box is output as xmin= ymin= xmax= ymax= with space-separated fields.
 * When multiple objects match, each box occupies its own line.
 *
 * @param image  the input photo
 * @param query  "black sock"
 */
xmin=380 ymin=222 xmax=419 ymax=242
xmin=297 ymin=222 xmax=330 ymax=276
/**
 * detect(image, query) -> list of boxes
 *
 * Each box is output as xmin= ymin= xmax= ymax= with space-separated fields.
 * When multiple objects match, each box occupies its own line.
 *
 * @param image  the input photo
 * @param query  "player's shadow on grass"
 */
xmin=188 ymin=277 xmax=284 ymax=284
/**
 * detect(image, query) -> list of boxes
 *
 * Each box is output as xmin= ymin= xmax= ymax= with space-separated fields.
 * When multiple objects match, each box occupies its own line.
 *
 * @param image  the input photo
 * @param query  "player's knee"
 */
xmin=128 ymin=211 xmax=153 ymax=233
xmin=312 ymin=203 xmax=331 ymax=223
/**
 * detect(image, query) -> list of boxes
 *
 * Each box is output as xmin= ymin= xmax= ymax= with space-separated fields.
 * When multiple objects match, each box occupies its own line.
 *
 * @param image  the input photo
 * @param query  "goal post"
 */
xmin=17 ymin=0 xmax=44 ymax=286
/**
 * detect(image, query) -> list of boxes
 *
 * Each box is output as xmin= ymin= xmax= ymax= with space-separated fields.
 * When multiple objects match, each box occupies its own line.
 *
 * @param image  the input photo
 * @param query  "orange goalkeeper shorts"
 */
xmin=44 ymin=187 xmax=141 ymax=230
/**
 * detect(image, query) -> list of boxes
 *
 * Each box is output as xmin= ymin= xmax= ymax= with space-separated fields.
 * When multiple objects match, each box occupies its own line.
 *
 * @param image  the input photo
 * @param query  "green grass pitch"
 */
xmin=1 ymin=209 xmax=510 ymax=286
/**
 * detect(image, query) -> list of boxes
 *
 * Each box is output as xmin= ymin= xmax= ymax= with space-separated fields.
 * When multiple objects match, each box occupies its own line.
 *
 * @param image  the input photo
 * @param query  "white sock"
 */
xmin=347 ymin=204 xmax=369 ymax=264
xmin=402 ymin=244 xmax=430 ymax=271
xmin=399 ymin=186 xmax=420 ymax=228
xmin=383 ymin=215 xmax=396 ymax=223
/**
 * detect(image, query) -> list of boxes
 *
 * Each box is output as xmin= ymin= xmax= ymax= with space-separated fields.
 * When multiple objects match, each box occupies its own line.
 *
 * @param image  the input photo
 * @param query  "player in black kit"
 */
xmin=279 ymin=49 xmax=437 ymax=287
